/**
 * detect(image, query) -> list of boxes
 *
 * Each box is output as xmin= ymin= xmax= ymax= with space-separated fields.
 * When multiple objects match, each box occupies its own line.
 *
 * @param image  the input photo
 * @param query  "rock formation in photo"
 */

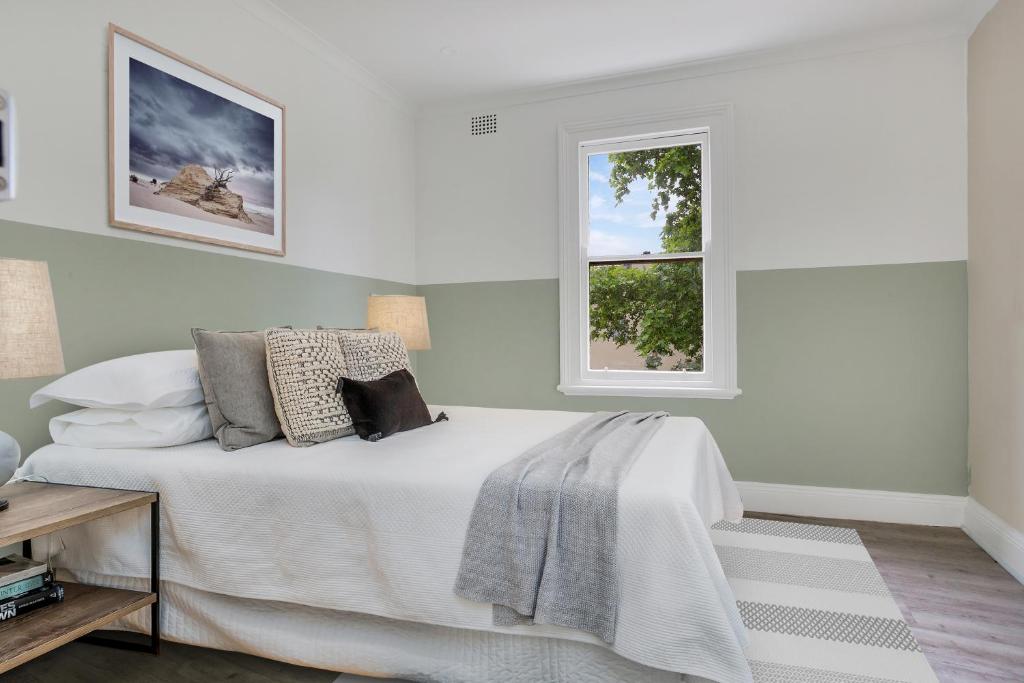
xmin=155 ymin=164 xmax=253 ymax=224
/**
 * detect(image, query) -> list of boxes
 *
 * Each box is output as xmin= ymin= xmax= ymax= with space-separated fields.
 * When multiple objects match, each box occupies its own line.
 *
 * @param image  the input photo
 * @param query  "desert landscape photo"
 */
xmin=127 ymin=58 xmax=276 ymax=234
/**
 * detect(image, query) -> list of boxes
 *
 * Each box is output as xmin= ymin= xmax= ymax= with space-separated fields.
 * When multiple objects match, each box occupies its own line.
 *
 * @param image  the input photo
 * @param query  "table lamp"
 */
xmin=366 ymin=295 xmax=431 ymax=351
xmin=0 ymin=259 xmax=65 ymax=512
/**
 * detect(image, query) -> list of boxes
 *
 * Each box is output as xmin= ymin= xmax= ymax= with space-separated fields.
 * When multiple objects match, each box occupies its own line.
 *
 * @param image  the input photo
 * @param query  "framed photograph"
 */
xmin=108 ymin=24 xmax=285 ymax=255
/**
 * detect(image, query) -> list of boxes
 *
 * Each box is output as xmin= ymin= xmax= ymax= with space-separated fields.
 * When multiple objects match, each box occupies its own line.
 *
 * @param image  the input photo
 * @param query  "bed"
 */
xmin=18 ymin=405 xmax=750 ymax=683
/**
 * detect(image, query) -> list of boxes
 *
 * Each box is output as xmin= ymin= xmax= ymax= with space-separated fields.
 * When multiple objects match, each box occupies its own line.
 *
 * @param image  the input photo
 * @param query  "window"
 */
xmin=558 ymin=106 xmax=738 ymax=398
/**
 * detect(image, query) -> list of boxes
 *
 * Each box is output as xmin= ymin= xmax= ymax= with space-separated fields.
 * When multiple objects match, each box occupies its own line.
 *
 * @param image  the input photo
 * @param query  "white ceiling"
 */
xmin=269 ymin=0 xmax=995 ymax=105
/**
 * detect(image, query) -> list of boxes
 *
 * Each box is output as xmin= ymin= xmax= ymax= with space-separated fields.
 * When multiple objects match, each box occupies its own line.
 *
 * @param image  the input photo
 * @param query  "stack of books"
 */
xmin=0 ymin=554 xmax=65 ymax=622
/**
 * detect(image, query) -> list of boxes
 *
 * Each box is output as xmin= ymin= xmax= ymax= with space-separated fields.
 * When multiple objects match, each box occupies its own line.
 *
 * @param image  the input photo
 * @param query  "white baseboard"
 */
xmin=736 ymin=481 xmax=967 ymax=527
xmin=962 ymin=498 xmax=1024 ymax=585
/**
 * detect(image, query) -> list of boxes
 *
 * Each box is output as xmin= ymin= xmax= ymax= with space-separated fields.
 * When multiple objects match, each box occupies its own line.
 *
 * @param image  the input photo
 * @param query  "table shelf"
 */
xmin=0 ymin=582 xmax=157 ymax=673
xmin=0 ymin=481 xmax=160 ymax=672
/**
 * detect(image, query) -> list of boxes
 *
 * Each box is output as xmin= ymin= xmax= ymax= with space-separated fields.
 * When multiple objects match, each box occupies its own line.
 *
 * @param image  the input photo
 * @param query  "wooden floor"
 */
xmin=0 ymin=640 xmax=342 ymax=683
xmin=750 ymin=513 xmax=1024 ymax=683
xmin=1 ymin=515 xmax=1021 ymax=682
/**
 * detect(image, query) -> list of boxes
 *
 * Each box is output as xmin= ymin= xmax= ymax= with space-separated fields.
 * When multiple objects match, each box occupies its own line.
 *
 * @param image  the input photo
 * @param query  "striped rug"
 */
xmin=711 ymin=518 xmax=939 ymax=683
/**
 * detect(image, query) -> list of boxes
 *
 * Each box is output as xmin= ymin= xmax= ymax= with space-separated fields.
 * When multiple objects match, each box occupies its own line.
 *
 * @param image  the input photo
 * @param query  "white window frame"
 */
xmin=557 ymin=105 xmax=739 ymax=399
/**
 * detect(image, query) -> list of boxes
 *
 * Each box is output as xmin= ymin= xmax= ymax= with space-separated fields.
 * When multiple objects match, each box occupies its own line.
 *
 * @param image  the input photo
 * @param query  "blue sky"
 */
xmin=587 ymin=153 xmax=665 ymax=256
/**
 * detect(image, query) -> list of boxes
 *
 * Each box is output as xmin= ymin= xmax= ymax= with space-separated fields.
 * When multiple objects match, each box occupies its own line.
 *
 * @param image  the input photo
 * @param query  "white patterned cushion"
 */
xmin=339 ymin=331 xmax=412 ymax=382
xmin=265 ymin=328 xmax=353 ymax=447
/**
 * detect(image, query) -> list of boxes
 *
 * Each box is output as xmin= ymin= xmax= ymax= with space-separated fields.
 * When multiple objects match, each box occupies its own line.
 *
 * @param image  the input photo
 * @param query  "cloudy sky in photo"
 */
xmin=128 ymin=58 xmax=275 ymax=209
xmin=587 ymin=154 xmax=666 ymax=256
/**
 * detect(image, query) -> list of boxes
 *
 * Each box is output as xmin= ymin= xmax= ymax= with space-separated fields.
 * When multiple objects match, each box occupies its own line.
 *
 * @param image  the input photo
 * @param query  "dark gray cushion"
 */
xmin=192 ymin=329 xmax=282 ymax=451
xmin=338 ymin=369 xmax=439 ymax=442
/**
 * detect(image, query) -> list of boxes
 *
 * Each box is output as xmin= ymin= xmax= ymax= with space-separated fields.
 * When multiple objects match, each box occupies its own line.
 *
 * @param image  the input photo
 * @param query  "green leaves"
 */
xmin=589 ymin=262 xmax=703 ymax=370
xmin=606 ymin=145 xmax=702 ymax=253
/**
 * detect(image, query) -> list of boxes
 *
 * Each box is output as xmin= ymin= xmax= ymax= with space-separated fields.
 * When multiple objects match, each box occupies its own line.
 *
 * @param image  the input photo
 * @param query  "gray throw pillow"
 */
xmin=192 ymin=328 xmax=283 ymax=451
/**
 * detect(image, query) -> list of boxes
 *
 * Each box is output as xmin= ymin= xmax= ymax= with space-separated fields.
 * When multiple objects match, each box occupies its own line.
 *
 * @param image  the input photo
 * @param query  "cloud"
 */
xmin=127 ymin=59 xmax=276 ymax=208
xmin=590 ymin=209 xmax=626 ymax=224
xmin=589 ymin=170 xmax=608 ymax=183
xmin=589 ymin=230 xmax=660 ymax=256
xmin=589 ymin=231 xmax=636 ymax=255
xmin=590 ymin=208 xmax=661 ymax=229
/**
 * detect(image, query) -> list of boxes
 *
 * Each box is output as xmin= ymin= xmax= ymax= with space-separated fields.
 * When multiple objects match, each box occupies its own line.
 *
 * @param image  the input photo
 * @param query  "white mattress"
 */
xmin=20 ymin=405 xmax=749 ymax=682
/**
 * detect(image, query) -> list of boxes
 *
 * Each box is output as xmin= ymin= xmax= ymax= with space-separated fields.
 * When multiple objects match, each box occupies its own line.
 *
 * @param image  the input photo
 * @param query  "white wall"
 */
xmin=0 ymin=0 xmax=418 ymax=284
xmin=416 ymin=38 xmax=968 ymax=284
xmin=0 ymin=5 xmax=969 ymax=290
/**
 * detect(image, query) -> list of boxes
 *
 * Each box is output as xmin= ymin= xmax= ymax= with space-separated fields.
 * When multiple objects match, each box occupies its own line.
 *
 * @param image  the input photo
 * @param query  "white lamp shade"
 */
xmin=0 ymin=259 xmax=65 ymax=379
xmin=367 ymin=295 xmax=431 ymax=351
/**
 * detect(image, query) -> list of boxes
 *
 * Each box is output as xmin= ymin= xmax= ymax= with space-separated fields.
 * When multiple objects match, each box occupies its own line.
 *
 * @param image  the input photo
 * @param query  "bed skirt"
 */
xmin=77 ymin=573 xmax=698 ymax=683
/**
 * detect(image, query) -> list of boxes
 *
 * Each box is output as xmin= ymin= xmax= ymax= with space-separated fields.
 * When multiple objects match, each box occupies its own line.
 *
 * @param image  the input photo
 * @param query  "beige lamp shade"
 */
xmin=0 ymin=259 xmax=65 ymax=379
xmin=367 ymin=295 xmax=431 ymax=351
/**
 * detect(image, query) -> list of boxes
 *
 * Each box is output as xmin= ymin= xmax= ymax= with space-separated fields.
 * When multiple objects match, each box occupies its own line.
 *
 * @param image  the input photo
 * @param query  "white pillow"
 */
xmin=30 ymin=350 xmax=203 ymax=411
xmin=49 ymin=405 xmax=214 ymax=448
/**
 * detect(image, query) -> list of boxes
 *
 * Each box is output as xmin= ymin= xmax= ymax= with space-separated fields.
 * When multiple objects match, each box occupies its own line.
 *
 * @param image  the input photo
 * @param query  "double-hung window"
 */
xmin=557 ymin=106 xmax=738 ymax=398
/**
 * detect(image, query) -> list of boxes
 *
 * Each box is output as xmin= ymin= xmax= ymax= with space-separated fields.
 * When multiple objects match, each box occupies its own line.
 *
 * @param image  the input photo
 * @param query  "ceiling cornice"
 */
xmin=233 ymin=0 xmax=413 ymax=115
xmin=418 ymin=23 xmax=974 ymax=116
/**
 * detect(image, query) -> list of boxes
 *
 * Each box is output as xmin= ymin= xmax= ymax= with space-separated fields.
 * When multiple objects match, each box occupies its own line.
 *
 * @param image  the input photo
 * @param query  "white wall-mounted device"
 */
xmin=0 ymin=89 xmax=14 ymax=201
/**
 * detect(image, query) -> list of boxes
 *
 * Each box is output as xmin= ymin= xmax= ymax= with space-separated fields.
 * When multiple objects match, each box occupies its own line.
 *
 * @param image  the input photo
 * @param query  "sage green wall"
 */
xmin=1 ymin=219 xmax=968 ymax=496
xmin=0 ymin=220 xmax=414 ymax=457
xmin=417 ymin=261 xmax=969 ymax=495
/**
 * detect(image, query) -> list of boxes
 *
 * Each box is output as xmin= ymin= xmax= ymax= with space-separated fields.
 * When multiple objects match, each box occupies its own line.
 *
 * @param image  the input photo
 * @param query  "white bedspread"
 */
xmin=19 ymin=406 xmax=750 ymax=682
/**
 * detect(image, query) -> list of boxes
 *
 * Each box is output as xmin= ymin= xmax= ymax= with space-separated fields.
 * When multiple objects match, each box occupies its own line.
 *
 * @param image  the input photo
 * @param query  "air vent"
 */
xmin=470 ymin=113 xmax=497 ymax=136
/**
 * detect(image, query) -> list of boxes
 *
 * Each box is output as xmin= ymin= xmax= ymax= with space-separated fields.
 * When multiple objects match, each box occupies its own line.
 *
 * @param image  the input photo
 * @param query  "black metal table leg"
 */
xmin=150 ymin=495 xmax=160 ymax=654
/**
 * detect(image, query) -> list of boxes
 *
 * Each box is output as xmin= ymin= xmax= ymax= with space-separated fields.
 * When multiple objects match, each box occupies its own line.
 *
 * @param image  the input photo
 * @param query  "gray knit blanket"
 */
xmin=453 ymin=410 xmax=668 ymax=644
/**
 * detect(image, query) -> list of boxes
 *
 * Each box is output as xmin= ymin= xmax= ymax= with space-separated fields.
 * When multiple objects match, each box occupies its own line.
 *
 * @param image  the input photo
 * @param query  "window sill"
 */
xmin=557 ymin=384 xmax=742 ymax=400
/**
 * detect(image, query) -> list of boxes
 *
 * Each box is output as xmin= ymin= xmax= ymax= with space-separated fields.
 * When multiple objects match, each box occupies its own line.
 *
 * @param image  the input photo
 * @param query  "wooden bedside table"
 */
xmin=0 ymin=481 xmax=159 ymax=673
